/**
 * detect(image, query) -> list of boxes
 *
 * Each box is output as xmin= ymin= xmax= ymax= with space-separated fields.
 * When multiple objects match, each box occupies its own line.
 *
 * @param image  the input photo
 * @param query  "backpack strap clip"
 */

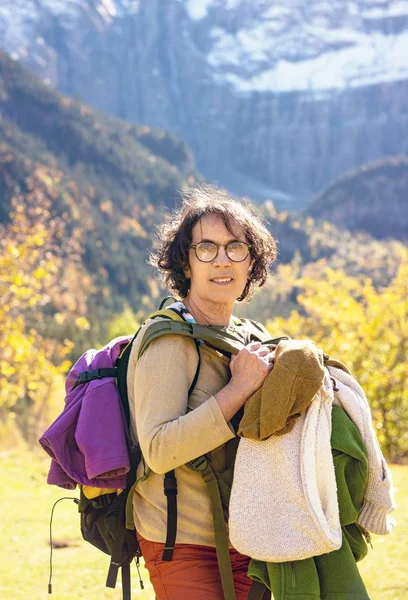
xmin=162 ymin=470 xmax=178 ymax=561
xmin=75 ymin=367 xmax=118 ymax=386
xmin=91 ymin=493 xmax=116 ymax=509
xmin=163 ymin=474 xmax=178 ymax=496
xmin=189 ymin=455 xmax=208 ymax=471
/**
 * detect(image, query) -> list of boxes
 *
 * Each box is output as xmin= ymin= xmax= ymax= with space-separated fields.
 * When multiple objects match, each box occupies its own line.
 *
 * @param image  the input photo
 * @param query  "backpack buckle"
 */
xmin=163 ymin=476 xmax=177 ymax=496
xmin=77 ymin=369 xmax=104 ymax=384
xmin=91 ymin=493 xmax=115 ymax=509
xmin=189 ymin=455 xmax=208 ymax=471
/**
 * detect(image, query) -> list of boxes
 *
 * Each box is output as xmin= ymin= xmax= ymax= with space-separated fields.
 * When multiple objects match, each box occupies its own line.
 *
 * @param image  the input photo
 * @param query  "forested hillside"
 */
xmin=2 ymin=51 xmax=403 ymax=331
xmin=0 ymin=51 xmax=198 ymax=323
xmin=306 ymin=156 xmax=408 ymax=240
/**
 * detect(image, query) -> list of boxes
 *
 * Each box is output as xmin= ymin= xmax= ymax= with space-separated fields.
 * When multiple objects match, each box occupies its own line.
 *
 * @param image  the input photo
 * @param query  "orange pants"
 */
xmin=138 ymin=534 xmax=252 ymax=599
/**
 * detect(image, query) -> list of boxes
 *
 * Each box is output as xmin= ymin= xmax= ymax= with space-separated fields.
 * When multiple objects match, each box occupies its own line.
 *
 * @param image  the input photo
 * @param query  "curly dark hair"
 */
xmin=150 ymin=185 xmax=278 ymax=302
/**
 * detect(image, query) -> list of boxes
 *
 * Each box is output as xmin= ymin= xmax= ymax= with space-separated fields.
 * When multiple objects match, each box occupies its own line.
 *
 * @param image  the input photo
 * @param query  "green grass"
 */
xmin=0 ymin=450 xmax=154 ymax=600
xmin=1 ymin=451 xmax=407 ymax=599
xmin=358 ymin=464 xmax=408 ymax=599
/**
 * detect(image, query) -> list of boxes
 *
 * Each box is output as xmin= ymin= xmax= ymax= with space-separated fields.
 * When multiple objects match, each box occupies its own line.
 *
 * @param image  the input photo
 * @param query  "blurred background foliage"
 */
xmin=264 ymin=255 xmax=408 ymax=461
xmin=0 ymin=52 xmax=407 ymax=461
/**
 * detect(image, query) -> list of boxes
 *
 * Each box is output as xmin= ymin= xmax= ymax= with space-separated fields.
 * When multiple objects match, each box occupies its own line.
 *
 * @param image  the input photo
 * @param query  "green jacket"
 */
xmin=248 ymin=405 xmax=371 ymax=600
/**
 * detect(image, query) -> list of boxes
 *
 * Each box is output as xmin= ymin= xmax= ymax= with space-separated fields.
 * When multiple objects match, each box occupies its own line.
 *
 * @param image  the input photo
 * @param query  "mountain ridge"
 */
xmin=1 ymin=0 xmax=408 ymax=205
xmin=306 ymin=155 xmax=408 ymax=240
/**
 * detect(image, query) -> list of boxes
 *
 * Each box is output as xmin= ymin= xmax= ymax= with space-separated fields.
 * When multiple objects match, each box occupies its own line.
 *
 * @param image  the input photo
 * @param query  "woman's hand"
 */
xmin=215 ymin=342 xmax=275 ymax=423
xmin=230 ymin=341 xmax=275 ymax=398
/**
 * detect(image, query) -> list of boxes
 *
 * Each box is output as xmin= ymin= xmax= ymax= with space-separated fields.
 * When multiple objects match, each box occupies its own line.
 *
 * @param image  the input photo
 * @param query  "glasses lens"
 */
xmin=195 ymin=242 xmax=218 ymax=262
xmin=226 ymin=241 xmax=249 ymax=262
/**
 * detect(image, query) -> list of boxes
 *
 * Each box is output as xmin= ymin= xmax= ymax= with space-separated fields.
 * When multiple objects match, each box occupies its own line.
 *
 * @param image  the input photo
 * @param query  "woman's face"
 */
xmin=186 ymin=214 xmax=252 ymax=309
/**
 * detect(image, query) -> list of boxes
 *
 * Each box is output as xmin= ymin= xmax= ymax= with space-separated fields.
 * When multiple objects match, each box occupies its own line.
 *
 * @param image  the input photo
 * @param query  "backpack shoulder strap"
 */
xmin=115 ymin=308 xmax=186 ymax=426
xmin=148 ymin=308 xmax=186 ymax=322
xmin=137 ymin=319 xmax=245 ymax=360
xmin=188 ymin=456 xmax=236 ymax=600
xmin=140 ymin=308 xmax=246 ymax=596
xmin=234 ymin=316 xmax=291 ymax=347
xmin=125 ymin=306 xmax=202 ymax=563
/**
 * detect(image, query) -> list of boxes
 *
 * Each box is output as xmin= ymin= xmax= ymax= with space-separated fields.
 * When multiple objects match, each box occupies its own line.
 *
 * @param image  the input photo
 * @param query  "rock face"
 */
xmin=2 ymin=0 xmax=408 ymax=207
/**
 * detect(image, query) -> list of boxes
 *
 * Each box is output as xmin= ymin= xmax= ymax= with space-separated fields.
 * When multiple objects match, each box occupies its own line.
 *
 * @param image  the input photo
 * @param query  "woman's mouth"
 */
xmin=211 ymin=277 xmax=233 ymax=285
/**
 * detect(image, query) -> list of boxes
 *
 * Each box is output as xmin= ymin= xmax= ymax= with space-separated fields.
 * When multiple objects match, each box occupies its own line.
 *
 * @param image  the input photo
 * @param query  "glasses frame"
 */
xmin=188 ymin=241 xmax=252 ymax=263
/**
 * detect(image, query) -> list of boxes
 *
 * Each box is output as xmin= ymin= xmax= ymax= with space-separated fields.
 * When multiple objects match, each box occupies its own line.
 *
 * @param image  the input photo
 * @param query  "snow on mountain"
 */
xmin=0 ymin=0 xmax=140 ymax=57
xmin=362 ymin=1 xmax=408 ymax=19
xmin=1 ymin=0 xmax=408 ymax=94
xmin=196 ymin=0 xmax=408 ymax=93
xmin=215 ymin=30 xmax=408 ymax=93
xmin=0 ymin=0 xmax=82 ymax=56
xmin=186 ymin=0 xmax=215 ymax=21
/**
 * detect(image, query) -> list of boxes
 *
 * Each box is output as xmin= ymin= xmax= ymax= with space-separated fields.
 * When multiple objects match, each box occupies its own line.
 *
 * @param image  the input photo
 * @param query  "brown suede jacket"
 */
xmin=238 ymin=339 xmax=350 ymax=440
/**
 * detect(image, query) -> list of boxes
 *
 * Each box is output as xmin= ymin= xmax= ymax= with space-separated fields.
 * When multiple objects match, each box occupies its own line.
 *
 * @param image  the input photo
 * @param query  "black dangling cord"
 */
xmin=135 ymin=555 xmax=144 ymax=590
xmin=48 ymin=496 xmax=79 ymax=594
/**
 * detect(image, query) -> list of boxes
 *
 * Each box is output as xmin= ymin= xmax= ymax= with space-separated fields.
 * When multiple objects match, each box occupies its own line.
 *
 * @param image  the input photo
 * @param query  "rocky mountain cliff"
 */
xmin=1 ymin=0 xmax=408 ymax=208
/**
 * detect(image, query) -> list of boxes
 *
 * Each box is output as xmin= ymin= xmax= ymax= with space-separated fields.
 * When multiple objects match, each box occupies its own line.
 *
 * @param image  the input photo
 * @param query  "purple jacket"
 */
xmin=39 ymin=336 xmax=132 ymax=490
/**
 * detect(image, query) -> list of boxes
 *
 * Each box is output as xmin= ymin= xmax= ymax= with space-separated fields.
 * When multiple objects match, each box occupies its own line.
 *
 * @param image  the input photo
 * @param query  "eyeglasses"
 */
xmin=189 ymin=241 xmax=252 ymax=263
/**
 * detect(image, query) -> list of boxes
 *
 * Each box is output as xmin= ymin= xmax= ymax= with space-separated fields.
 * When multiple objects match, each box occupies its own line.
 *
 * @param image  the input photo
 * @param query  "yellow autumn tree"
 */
xmin=0 ymin=165 xmax=82 ymax=445
xmin=265 ymin=252 xmax=408 ymax=461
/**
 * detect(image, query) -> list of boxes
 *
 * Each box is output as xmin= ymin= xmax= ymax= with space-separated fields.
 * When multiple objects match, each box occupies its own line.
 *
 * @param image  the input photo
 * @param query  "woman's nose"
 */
xmin=213 ymin=246 xmax=231 ymax=266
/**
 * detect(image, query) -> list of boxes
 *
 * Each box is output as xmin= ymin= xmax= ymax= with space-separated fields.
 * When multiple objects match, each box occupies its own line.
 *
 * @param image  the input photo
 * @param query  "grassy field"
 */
xmin=1 ymin=450 xmax=407 ymax=600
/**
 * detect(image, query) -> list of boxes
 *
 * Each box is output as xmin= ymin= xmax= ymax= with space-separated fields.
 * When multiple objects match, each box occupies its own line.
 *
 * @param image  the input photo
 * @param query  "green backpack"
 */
xmin=45 ymin=300 xmax=282 ymax=600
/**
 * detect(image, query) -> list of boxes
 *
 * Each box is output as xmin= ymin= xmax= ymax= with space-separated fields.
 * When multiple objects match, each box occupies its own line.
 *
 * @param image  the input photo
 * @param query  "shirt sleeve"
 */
xmin=132 ymin=334 xmax=235 ymax=474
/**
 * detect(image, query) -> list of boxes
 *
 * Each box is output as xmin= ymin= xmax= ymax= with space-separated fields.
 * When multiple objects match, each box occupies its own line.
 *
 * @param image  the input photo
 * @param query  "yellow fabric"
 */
xmin=238 ymin=339 xmax=326 ymax=440
xmin=81 ymin=485 xmax=119 ymax=499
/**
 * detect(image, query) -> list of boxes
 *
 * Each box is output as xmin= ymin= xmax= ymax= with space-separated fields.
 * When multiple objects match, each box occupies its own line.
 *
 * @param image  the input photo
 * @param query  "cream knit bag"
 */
xmin=229 ymin=371 xmax=342 ymax=562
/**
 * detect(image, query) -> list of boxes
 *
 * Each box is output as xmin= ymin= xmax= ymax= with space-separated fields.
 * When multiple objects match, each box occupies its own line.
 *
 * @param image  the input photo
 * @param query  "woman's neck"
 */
xmin=183 ymin=295 xmax=233 ymax=327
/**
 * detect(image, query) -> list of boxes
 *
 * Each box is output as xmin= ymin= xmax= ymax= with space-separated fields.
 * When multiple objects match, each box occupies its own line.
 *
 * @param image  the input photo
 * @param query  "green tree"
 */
xmin=107 ymin=306 xmax=140 ymax=341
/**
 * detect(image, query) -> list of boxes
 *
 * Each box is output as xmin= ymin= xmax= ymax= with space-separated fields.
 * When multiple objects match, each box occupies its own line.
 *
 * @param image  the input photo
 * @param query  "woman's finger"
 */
xmin=246 ymin=341 xmax=262 ymax=352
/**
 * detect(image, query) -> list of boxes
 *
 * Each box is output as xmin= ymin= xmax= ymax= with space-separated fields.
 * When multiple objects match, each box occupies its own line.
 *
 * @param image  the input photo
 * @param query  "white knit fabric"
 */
xmin=229 ymin=371 xmax=342 ymax=562
xmin=328 ymin=367 xmax=396 ymax=535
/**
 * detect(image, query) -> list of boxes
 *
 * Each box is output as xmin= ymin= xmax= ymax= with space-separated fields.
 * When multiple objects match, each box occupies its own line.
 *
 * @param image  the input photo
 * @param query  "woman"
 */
xmin=126 ymin=185 xmax=277 ymax=599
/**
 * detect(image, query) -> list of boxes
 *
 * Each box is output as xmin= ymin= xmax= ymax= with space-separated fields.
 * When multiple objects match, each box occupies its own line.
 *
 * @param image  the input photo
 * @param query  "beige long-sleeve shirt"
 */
xmin=127 ymin=318 xmax=236 ymax=546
